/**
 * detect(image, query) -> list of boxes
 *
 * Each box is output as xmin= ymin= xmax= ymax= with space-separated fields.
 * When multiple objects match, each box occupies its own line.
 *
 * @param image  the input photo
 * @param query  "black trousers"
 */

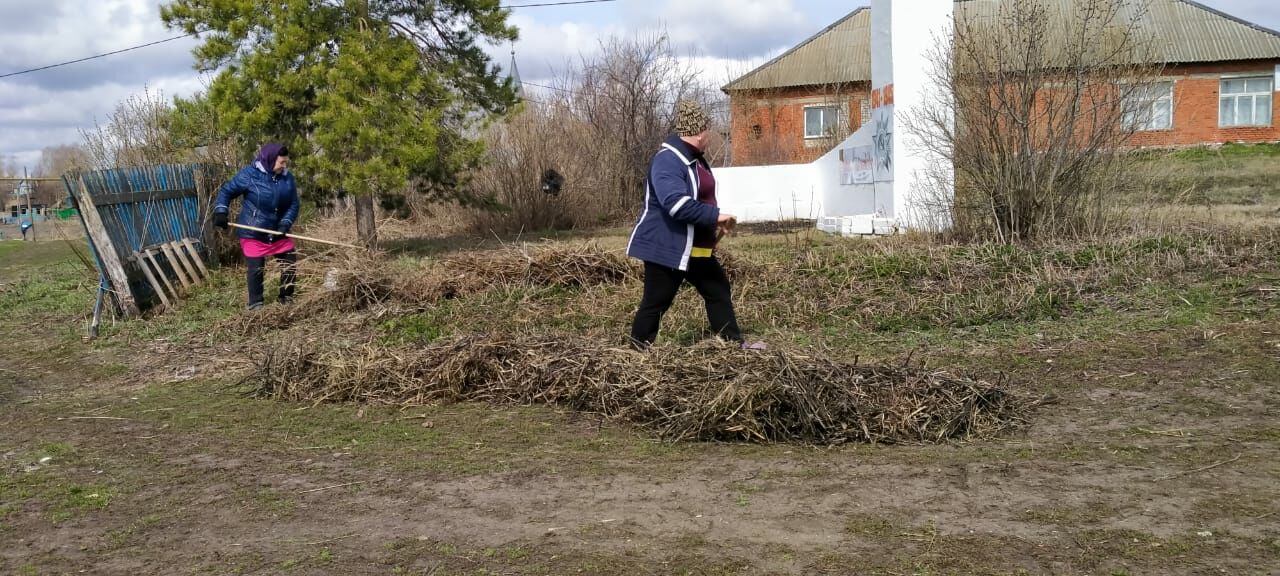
xmin=630 ymin=257 xmax=742 ymax=347
xmin=246 ymin=250 xmax=297 ymax=307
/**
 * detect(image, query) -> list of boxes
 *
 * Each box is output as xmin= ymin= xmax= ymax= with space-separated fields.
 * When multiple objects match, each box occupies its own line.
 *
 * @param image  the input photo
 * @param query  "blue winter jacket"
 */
xmin=214 ymin=162 xmax=301 ymax=242
xmin=626 ymin=136 xmax=721 ymax=271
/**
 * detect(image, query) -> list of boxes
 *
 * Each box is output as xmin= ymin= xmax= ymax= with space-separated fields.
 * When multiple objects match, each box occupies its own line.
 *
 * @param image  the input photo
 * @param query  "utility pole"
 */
xmin=24 ymin=166 xmax=34 ymax=241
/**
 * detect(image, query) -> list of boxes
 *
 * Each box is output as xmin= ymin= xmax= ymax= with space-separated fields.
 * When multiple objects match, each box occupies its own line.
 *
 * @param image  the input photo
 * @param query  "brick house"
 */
xmin=724 ymin=0 xmax=1280 ymax=166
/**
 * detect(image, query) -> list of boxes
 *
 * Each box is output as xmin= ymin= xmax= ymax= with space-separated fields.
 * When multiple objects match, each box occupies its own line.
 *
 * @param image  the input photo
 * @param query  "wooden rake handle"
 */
xmin=228 ymin=223 xmax=363 ymax=250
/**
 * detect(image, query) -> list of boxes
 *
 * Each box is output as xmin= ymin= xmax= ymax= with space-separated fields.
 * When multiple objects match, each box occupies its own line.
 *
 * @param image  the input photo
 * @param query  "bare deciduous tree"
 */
xmin=573 ymin=33 xmax=707 ymax=213
xmin=470 ymin=32 xmax=717 ymax=233
xmin=469 ymin=100 xmax=598 ymax=232
xmin=81 ymin=87 xmax=179 ymax=170
xmin=907 ymin=0 xmax=1163 ymax=241
xmin=36 ymin=145 xmax=93 ymax=178
xmin=0 ymin=155 xmax=20 ymax=178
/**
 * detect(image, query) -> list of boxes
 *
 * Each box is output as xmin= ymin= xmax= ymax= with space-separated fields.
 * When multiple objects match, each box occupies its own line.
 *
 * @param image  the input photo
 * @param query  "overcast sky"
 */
xmin=1 ymin=0 xmax=1277 ymax=171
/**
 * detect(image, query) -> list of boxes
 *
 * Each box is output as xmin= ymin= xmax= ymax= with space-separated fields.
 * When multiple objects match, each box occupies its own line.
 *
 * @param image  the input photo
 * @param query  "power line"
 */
xmin=0 ymin=33 xmax=198 ymax=80
xmin=0 ymin=0 xmax=618 ymax=79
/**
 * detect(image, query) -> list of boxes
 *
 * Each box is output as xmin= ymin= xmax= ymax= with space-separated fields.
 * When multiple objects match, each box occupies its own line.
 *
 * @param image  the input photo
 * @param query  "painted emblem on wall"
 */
xmin=871 ymin=84 xmax=894 ymax=182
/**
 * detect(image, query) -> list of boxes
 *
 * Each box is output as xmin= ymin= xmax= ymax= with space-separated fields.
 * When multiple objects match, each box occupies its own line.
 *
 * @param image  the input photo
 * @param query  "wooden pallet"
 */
xmin=130 ymin=238 xmax=211 ymax=311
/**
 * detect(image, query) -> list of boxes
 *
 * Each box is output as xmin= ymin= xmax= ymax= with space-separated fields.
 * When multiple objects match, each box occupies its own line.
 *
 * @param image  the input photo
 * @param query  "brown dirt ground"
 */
xmin=1 ymin=240 xmax=1278 ymax=576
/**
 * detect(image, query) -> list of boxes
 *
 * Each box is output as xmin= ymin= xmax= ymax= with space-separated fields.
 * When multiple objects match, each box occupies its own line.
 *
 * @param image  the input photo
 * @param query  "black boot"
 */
xmin=277 ymin=251 xmax=297 ymax=304
xmin=246 ymin=256 xmax=266 ymax=309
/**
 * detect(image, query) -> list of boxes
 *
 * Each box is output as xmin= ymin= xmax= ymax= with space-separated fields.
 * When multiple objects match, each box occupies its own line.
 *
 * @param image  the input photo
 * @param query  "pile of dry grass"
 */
xmin=250 ymin=335 xmax=1036 ymax=445
xmin=327 ymin=243 xmax=639 ymax=310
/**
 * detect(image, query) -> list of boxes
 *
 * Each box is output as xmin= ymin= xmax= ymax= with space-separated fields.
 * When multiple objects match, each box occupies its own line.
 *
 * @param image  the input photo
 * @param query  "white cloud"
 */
xmin=0 ymin=1 xmax=202 ymax=163
xmin=679 ymin=55 xmax=775 ymax=91
xmin=494 ymin=10 xmax=783 ymax=94
xmin=626 ymin=0 xmax=810 ymax=59
xmin=0 ymin=0 xmax=197 ymax=92
xmin=491 ymin=13 xmax=626 ymax=84
xmin=0 ymin=75 xmax=206 ymax=162
xmin=1 ymin=0 xmax=829 ymax=167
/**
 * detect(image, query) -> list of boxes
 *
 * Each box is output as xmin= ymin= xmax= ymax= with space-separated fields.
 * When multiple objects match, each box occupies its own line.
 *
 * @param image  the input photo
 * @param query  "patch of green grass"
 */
xmin=1020 ymin=501 xmax=1118 ymax=526
xmin=103 ymin=513 xmax=164 ymax=550
xmin=844 ymin=513 xmax=900 ymax=539
xmin=378 ymin=311 xmax=448 ymax=345
xmin=236 ymin=486 xmax=296 ymax=516
xmin=107 ymin=269 xmax=244 ymax=342
xmin=0 ymin=262 xmax=95 ymax=323
xmin=0 ymin=240 xmax=86 ymax=275
xmin=47 ymin=483 xmax=113 ymax=522
xmin=1073 ymin=528 xmax=1201 ymax=563
xmin=119 ymin=379 xmax=703 ymax=480
xmin=1133 ymin=144 xmax=1280 ymax=207
xmin=0 ymin=476 xmax=111 ymax=526
xmin=1164 ymin=142 xmax=1280 ymax=160
xmin=37 ymin=442 xmax=76 ymax=459
xmin=1190 ymin=492 xmax=1278 ymax=522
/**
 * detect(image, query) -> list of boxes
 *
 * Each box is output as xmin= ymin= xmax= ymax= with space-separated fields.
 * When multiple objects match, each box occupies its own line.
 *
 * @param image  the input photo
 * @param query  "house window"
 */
xmin=1123 ymin=82 xmax=1174 ymax=131
xmin=804 ymin=105 xmax=839 ymax=139
xmin=1220 ymin=77 xmax=1273 ymax=127
xmin=750 ymin=124 xmax=763 ymax=140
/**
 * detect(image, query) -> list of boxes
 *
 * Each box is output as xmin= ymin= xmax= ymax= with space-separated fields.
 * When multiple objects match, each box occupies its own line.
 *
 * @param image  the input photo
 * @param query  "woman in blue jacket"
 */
xmin=627 ymin=101 xmax=763 ymax=350
xmin=212 ymin=143 xmax=301 ymax=309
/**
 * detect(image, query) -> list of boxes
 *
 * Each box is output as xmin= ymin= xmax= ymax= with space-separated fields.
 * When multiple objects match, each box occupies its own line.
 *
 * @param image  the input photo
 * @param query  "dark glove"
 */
xmin=278 ymin=220 xmax=293 ymax=236
xmin=212 ymin=211 xmax=229 ymax=229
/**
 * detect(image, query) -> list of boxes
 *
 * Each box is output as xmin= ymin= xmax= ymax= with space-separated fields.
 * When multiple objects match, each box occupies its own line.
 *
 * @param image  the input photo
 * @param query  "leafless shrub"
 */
xmin=36 ymin=145 xmax=93 ymax=179
xmin=907 ymin=0 xmax=1164 ymax=242
xmin=470 ymin=32 xmax=718 ymax=233
xmin=80 ymin=87 xmax=179 ymax=170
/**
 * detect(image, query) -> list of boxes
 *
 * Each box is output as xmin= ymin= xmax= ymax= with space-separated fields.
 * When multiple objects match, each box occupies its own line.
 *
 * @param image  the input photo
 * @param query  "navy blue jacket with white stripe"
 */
xmin=626 ymin=135 xmax=721 ymax=271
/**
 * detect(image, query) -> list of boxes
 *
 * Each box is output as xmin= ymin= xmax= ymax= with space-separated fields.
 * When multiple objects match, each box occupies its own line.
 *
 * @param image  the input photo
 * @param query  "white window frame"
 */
xmin=1219 ymin=76 xmax=1273 ymax=128
xmin=803 ymin=104 xmax=840 ymax=139
xmin=1122 ymin=81 xmax=1174 ymax=132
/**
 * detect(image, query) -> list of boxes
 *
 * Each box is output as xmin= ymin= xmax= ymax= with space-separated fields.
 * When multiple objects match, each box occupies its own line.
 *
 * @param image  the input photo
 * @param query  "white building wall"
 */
xmin=715 ymin=0 xmax=955 ymax=233
xmin=713 ymin=163 xmax=819 ymax=223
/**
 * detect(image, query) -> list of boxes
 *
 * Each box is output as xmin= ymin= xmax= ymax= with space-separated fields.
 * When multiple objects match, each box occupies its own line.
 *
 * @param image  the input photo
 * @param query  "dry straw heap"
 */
xmin=322 ymin=242 xmax=639 ymax=309
xmin=216 ymin=242 xmax=766 ymax=336
xmin=250 ymin=335 xmax=1038 ymax=445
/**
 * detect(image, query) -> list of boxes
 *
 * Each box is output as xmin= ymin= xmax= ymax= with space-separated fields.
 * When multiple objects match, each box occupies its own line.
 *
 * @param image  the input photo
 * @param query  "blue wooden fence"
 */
xmin=63 ymin=163 xmax=217 ymax=318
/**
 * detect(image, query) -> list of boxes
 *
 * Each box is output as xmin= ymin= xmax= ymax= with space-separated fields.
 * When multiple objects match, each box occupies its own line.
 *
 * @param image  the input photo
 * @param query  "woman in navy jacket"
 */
xmin=627 ymin=101 xmax=763 ymax=350
xmin=212 ymin=143 xmax=301 ymax=309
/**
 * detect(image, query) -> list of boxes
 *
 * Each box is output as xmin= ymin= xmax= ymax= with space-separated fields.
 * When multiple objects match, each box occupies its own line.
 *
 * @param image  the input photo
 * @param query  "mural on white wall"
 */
xmin=841 ymin=145 xmax=873 ymax=185
xmin=718 ymin=0 xmax=953 ymax=230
